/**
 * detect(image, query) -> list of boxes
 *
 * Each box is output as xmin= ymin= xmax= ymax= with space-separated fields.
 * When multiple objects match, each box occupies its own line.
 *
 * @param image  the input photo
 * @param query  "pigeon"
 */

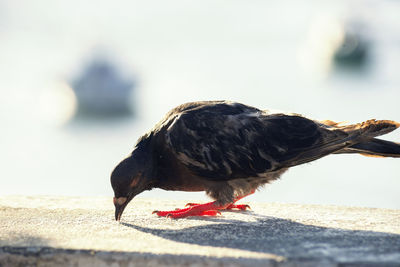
xmin=111 ymin=101 xmax=400 ymax=220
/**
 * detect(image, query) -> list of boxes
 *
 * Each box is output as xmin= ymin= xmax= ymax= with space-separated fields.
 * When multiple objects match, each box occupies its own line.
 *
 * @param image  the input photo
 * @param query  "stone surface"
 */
xmin=0 ymin=196 xmax=399 ymax=266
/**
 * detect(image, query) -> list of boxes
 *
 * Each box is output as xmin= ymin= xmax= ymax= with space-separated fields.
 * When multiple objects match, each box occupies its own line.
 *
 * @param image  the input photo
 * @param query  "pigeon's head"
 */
xmin=111 ymin=146 xmax=154 ymax=221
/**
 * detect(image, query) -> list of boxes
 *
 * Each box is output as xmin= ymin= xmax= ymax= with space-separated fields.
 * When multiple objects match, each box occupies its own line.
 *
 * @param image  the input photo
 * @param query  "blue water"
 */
xmin=1 ymin=0 xmax=399 ymax=209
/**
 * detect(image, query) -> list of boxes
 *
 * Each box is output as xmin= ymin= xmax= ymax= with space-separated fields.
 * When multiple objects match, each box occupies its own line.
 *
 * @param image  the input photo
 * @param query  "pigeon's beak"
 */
xmin=115 ymin=203 xmax=126 ymax=221
xmin=113 ymin=197 xmax=128 ymax=221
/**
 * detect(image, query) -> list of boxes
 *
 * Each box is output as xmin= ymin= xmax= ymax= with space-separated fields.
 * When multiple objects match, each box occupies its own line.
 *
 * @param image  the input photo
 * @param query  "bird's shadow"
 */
xmin=121 ymin=212 xmax=400 ymax=261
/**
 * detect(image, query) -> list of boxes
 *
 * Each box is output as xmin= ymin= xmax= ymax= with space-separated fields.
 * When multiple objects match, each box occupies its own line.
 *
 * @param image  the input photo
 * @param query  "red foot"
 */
xmin=153 ymin=201 xmax=222 ymax=218
xmin=153 ymin=191 xmax=255 ymax=219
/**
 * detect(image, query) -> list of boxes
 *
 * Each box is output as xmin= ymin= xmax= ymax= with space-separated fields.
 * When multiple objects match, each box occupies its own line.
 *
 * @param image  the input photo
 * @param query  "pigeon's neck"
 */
xmin=131 ymin=135 xmax=158 ymax=185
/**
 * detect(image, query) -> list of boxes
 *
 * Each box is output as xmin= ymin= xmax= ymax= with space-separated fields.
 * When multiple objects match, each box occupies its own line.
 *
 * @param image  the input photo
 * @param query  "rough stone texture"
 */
xmin=0 ymin=196 xmax=399 ymax=266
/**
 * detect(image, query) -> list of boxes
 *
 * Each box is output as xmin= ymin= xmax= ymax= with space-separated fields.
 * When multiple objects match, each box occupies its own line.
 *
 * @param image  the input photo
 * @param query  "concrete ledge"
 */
xmin=1 ymin=196 xmax=399 ymax=266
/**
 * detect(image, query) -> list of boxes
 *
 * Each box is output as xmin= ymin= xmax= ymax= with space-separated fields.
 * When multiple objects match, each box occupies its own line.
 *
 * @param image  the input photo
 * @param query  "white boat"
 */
xmin=71 ymin=58 xmax=135 ymax=117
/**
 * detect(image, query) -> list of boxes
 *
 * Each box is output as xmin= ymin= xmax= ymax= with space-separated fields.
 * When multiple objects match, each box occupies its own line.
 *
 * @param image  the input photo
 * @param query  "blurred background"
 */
xmin=1 ymin=0 xmax=399 ymax=209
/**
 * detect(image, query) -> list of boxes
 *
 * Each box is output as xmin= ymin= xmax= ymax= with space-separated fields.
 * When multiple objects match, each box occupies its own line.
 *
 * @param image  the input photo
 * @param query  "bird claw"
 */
xmin=153 ymin=203 xmax=250 ymax=217
xmin=201 ymin=210 xmax=222 ymax=216
xmin=153 ymin=198 xmax=253 ymax=218
xmin=153 ymin=203 xmax=223 ymax=218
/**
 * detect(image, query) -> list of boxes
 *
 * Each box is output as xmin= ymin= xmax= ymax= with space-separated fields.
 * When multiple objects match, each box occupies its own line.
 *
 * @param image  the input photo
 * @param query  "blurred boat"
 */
xmin=333 ymin=24 xmax=369 ymax=67
xmin=299 ymin=14 xmax=371 ymax=77
xmin=71 ymin=58 xmax=135 ymax=117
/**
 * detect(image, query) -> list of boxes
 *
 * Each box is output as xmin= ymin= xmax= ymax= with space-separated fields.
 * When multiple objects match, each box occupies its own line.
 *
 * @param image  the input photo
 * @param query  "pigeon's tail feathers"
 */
xmin=332 ymin=119 xmax=400 ymax=158
xmin=336 ymin=139 xmax=400 ymax=158
xmin=339 ymin=119 xmax=400 ymax=139
xmin=280 ymin=119 xmax=399 ymax=168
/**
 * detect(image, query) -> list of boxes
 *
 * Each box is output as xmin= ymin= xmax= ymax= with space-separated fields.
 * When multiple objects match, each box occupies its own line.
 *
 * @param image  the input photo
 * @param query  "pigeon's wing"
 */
xmin=164 ymin=102 xmax=345 ymax=181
